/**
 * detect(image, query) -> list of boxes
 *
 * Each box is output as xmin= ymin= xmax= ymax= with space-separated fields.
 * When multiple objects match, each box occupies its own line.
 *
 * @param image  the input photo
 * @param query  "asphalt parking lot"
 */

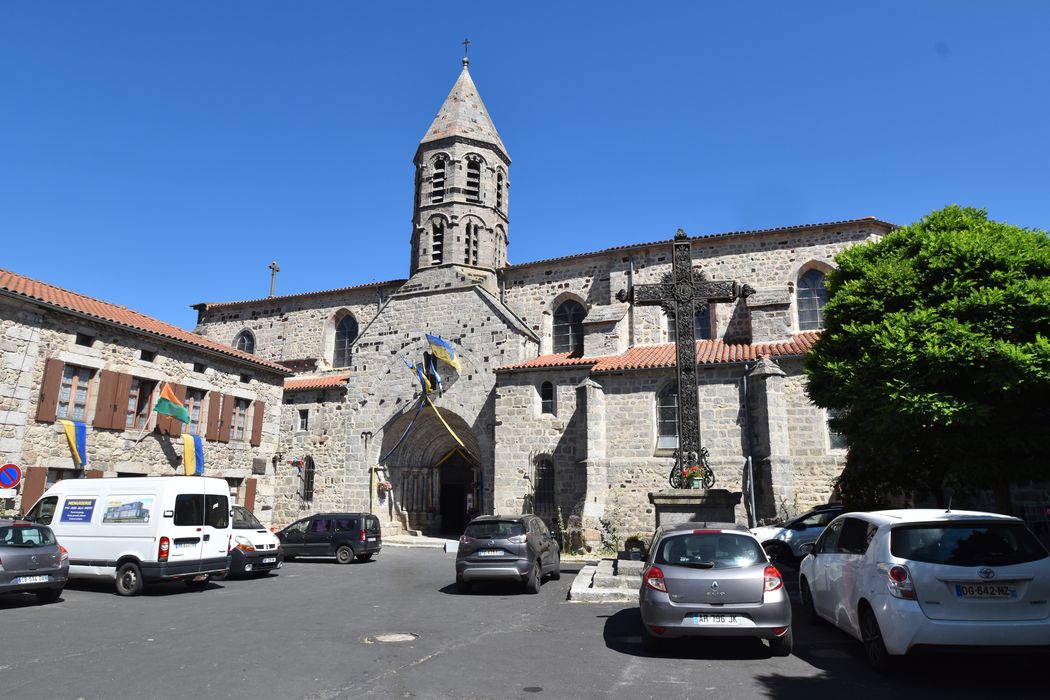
xmin=1 ymin=548 xmax=1045 ymax=700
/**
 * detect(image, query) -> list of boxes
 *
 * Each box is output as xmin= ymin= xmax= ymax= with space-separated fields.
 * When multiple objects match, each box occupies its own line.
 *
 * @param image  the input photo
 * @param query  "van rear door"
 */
xmin=171 ymin=492 xmax=207 ymax=571
xmin=200 ymin=484 xmax=230 ymax=572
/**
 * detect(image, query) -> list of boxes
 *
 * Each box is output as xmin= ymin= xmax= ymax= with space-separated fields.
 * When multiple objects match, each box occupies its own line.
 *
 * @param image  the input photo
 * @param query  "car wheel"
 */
xmin=524 ymin=560 xmax=541 ymax=594
xmin=456 ymin=574 xmax=471 ymax=594
xmin=115 ymin=562 xmax=143 ymax=597
xmin=800 ymin=578 xmax=821 ymax=625
xmin=641 ymin=625 xmax=663 ymax=654
xmin=336 ymin=545 xmax=354 ymax=565
xmin=355 ymin=553 xmax=373 ymax=562
xmin=860 ymin=606 xmax=897 ymax=673
xmin=36 ymin=587 xmax=63 ymax=604
xmin=185 ymin=577 xmax=209 ymax=590
xmin=769 ymin=626 xmax=793 ymax=657
xmin=549 ymin=553 xmax=561 ymax=581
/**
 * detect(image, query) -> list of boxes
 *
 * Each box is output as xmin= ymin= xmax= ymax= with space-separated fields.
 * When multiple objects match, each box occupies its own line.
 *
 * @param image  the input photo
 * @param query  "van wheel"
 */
xmin=36 ymin=587 xmax=63 ymax=604
xmin=115 ymin=562 xmax=143 ymax=596
xmin=336 ymin=545 xmax=354 ymax=565
xmin=355 ymin=553 xmax=373 ymax=562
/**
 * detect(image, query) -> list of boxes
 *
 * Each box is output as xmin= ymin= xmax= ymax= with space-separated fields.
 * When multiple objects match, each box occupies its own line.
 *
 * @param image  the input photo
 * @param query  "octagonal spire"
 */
xmin=420 ymin=58 xmax=509 ymax=160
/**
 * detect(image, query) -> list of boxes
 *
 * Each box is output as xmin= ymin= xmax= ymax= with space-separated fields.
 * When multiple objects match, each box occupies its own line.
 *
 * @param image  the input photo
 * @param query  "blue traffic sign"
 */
xmin=0 ymin=463 xmax=21 ymax=489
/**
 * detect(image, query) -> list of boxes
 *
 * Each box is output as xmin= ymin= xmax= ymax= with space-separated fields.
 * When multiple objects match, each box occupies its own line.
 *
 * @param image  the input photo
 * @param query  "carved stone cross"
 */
xmin=621 ymin=229 xmax=753 ymax=488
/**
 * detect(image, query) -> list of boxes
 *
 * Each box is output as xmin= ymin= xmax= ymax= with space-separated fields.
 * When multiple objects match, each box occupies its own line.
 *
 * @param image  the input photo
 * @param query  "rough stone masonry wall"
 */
xmin=0 ymin=301 xmax=43 ymax=478
xmin=194 ymin=281 xmax=403 ymax=370
xmin=2 ymin=298 xmax=284 ymax=519
xmin=781 ymin=360 xmax=845 ymax=513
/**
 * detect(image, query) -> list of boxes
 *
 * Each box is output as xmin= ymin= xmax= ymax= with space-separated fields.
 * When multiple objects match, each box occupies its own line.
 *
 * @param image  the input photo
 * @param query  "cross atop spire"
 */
xmin=462 ymin=38 xmax=471 ymax=67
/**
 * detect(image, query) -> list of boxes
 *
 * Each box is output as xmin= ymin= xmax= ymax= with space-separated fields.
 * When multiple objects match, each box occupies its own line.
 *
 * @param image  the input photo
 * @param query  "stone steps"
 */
xmin=567 ymin=557 xmax=643 ymax=603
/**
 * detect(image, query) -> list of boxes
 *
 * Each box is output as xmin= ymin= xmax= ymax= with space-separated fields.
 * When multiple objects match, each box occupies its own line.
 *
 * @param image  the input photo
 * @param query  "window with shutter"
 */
xmin=35 ymin=358 xmax=65 ymax=423
xmin=250 ymin=400 xmax=265 ymax=446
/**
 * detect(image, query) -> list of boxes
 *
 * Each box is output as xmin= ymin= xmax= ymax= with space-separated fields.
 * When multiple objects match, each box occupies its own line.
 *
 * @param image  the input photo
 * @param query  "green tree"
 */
xmin=806 ymin=206 xmax=1050 ymax=511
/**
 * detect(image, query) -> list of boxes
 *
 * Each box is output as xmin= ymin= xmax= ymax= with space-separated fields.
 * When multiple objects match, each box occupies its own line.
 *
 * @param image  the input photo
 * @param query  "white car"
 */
xmin=798 ymin=509 xmax=1050 ymax=671
xmin=750 ymin=504 xmax=843 ymax=563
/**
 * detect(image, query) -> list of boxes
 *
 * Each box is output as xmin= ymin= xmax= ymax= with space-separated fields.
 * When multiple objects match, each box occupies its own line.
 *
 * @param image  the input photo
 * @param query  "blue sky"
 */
xmin=2 ymin=2 xmax=1048 ymax=329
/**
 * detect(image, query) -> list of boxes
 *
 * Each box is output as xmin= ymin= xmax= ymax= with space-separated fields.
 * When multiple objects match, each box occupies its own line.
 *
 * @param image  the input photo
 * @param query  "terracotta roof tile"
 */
xmin=0 ymin=268 xmax=290 ymax=375
xmin=284 ymin=374 xmax=351 ymax=392
xmin=506 ymin=217 xmax=894 ymax=270
xmin=496 ymin=333 xmax=821 ymax=373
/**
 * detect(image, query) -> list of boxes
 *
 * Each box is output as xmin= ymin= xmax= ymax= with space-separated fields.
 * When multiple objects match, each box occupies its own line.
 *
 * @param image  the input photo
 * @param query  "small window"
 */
xmin=827 ymin=408 xmax=848 ymax=451
xmin=298 ymin=409 xmax=309 ymax=431
xmin=540 ymin=382 xmax=555 ymax=415
xmin=75 ymin=332 xmax=94 ymax=347
xmin=226 ymin=478 xmax=242 ymax=502
xmin=239 ymin=373 xmax=252 ymax=384
xmin=534 ymin=458 xmax=555 ymax=512
xmin=797 ymin=269 xmax=828 ymax=331
xmin=431 ymin=157 xmax=446 ymax=203
xmin=229 ymin=398 xmax=251 ymax=441
xmin=57 ymin=365 xmax=94 ymax=421
xmin=553 ymin=300 xmax=586 ymax=354
xmin=125 ymin=378 xmax=157 ymax=430
xmin=193 ymin=362 xmax=207 ymax=374
xmin=185 ymin=389 xmax=207 ymax=435
xmin=300 ymin=456 xmax=316 ymax=501
xmin=667 ymin=306 xmax=714 ymax=343
xmin=140 ymin=349 xmax=156 ymax=362
xmin=173 ymin=494 xmax=203 ymax=526
xmin=496 ymin=171 xmax=504 ymax=211
xmin=463 ymin=223 xmax=480 ymax=266
xmin=431 ymin=220 xmax=445 ymax=265
xmin=235 ymin=330 xmax=255 ymax=354
xmin=465 ymin=159 xmax=481 ymax=203
xmin=334 ymin=315 xmax=358 ymax=368
xmin=656 ymin=384 xmax=678 ymax=450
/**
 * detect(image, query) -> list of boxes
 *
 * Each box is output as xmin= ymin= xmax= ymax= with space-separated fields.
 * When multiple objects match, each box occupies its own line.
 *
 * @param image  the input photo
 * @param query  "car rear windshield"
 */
xmin=891 ymin=522 xmax=1049 ymax=567
xmin=464 ymin=521 xmax=525 ymax=539
xmin=654 ymin=532 xmax=765 ymax=569
xmin=0 ymin=524 xmax=57 ymax=547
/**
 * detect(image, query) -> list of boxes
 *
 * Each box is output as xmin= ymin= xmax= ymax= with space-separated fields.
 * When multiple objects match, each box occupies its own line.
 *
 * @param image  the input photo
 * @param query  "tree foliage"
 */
xmin=806 ymin=206 xmax=1050 ymax=508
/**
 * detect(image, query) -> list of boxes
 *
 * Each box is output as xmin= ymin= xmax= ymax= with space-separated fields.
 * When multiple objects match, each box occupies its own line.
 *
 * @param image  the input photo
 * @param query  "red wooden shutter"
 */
xmin=249 ymin=400 xmax=265 ymax=446
xmin=218 ymin=395 xmax=234 ymax=443
xmin=93 ymin=370 xmax=117 ymax=429
xmin=205 ymin=392 xmax=222 ymax=441
xmin=35 ymin=358 xmax=65 ymax=423
xmin=156 ymin=383 xmax=186 ymax=437
xmin=84 ymin=469 xmax=104 ymax=478
xmin=243 ymin=478 xmax=257 ymax=512
xmin=19 ymin=466 xmax=47 ymax=514
xmin=112 ymin=373 xmax=133 ymax=431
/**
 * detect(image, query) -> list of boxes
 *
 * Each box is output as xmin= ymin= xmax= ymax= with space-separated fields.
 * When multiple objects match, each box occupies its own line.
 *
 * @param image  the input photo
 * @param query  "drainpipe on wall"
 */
xmin=742 ymin=362 xmax=757 ymax=527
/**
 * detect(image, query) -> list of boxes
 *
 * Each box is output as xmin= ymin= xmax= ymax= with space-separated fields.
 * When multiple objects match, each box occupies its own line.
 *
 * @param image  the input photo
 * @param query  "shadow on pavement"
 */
xmin=0 ymin=591 xmax=65 ymax=609
xmin=601 ymin=607 xmax=773 ymax=660
xmin=65 ymin=578 xmax=225 ymax=597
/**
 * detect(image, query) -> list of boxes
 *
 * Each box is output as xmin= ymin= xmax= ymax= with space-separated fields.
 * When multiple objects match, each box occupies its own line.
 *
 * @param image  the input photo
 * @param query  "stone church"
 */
xmin=192 ymin=58 xmax=894 ymax=543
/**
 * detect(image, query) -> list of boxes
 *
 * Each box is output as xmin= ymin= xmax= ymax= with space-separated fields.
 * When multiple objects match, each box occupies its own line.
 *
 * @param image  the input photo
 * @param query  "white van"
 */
xmin=23 ymin=476 xmax=232 ymax=596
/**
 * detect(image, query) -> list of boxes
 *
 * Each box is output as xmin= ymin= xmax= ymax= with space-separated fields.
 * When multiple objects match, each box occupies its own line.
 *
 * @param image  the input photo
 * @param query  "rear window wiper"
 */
xmin=669 ymin=560 xmax=715 ymax=569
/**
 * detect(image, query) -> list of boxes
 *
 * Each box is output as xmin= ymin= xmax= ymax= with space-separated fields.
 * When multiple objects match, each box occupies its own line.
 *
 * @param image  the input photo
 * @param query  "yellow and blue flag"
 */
xmin=182 ymin=433 xmax=204 ymax=475
xmin=425 ymin=334 xmax=461 ymax=371
xmin=57 ymin=419 xmax=86 ymax=468
xmin=427 ymin=353 xmax=443 ymax=396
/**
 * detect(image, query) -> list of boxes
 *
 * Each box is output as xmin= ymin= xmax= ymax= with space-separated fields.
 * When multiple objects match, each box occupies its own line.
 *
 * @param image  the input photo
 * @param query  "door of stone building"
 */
xmin=437 ymin=449 xmax=476 ymax=536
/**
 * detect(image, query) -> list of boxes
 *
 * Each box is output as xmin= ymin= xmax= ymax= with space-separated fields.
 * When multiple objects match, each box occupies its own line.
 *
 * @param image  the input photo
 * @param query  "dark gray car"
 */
xmin=639 ymin=522 xmax=793 ymax=655
xmin=455 ymin=515 xmax=560 ymax=593
xmin=0 ymin=520 xmax=68 ymax=604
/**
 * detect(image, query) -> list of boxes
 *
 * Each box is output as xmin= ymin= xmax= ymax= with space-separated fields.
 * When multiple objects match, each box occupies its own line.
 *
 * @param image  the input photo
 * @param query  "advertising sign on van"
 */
xmin=61 ymin=498 xmax=97 ymax=523
xmin=102 ymin=496 xmax=154 ymax=524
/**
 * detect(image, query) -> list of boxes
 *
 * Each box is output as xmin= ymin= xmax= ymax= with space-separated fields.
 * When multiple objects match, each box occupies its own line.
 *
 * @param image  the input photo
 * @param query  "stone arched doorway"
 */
xmin=379 ymin=405 xmax=482 ymax=536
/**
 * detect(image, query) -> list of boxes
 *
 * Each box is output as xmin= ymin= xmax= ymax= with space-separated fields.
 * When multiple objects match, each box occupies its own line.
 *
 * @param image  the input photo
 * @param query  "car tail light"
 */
xmin=359 ymin=529 xmax=367 ymax=542
xmin=158 ymin=537 xmax=170 ymax=562
xmin=771 ymin=626 xmax=789 ymax=636
xmin=507 ymin=534 xmax=527 ymax=544
xmin=644 ymin=565 xmax=668 ymax=592
xmin=59 ymin=545 xmax=69 ymax=563
xmin=884 ymin=564 xmax=916 ymax=600
xmin=459 ymin=535 xmax=475 ymax=544
xmin=764 ymin=565 xmax=783 ymax=592
xmin=649 ymin=625 xmax=666 ymax=635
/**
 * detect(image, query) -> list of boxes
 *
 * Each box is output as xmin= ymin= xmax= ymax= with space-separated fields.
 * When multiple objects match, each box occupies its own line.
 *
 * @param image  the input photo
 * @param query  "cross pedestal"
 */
xmin=648 ymin=489 xmax=743 ymax=528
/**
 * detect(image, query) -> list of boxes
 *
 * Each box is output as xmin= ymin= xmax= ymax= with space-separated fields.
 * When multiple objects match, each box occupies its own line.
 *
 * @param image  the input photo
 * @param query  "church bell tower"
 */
xmin=410 ymin=57 xmax=510 ymax=276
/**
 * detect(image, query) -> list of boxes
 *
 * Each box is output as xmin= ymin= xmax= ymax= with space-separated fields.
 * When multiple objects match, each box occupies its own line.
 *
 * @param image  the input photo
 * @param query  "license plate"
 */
xmin=955 ymin=583 xmax=1017 ymax=599
xmin=262 ymin=557 xmax=276 ymax=564
xmin=367 ymin=537 xmax=377 ymax=541
xmin=692 ymin=614 xmax=740 ymax=625
xmin=15 ymin=575 xmax=49 ymax=585
xmin=174 ymin=542 xmax=195 ymax=549
xmin=477 ymin=549 xmax=504 ymax=557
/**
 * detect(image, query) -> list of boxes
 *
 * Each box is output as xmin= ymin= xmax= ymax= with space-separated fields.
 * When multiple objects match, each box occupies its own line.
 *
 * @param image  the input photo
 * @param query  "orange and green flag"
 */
xmin=154 ymin=383 xmax=190 ymax=424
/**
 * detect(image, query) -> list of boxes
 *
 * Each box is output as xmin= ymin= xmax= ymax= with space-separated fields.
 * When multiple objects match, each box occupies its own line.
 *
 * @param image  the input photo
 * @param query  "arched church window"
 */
xmin=465 ymin=159 xmax=481 ymax=203
xmin=667 ymin=305 xmax=714 ymax=343
xmin=656 ymin=384 xmax=678 ymax=450
xmin=553 ymin=300 xmax=586 ymax=354
xmin=234 ymin=330 xmax=255 ymax=355
xmin=797 ymin=269 xmax=828 ymax=331
xmin=431 ymin=219 xmax=445 ymax=265
xmin=464 ymin=222 xmax=480 ymax=266
xmin=496 ymin=171 xmax=504 ymax=211
xmin=534 ymin=457 xmax=555 ymax=512
xmin=333 ymin=315 xmax=359 ymax=368
xmin=431 ymin=157 xmax=446 ymax=204
xmin=540 ymin=381 xmax=555 ymax=415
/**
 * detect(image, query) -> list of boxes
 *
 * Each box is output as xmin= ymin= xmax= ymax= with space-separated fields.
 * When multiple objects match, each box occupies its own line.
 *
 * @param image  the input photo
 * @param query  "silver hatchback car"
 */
xmin=639 ymin=522 xmax=793 ymax=655
xmin=0 ymin=520 xmax=69 ymax=604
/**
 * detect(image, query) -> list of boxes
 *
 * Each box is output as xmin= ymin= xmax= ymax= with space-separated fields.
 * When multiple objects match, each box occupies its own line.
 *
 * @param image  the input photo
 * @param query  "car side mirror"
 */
xmin=800 ymin=543 xmax=815 ymax=556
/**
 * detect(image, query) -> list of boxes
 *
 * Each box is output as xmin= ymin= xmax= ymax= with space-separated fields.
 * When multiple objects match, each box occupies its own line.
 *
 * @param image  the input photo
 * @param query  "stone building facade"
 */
xmin=191 ymin=58 xmax=895 ymax=543
xmin=0 ymin=270 xmax=289 ymax=522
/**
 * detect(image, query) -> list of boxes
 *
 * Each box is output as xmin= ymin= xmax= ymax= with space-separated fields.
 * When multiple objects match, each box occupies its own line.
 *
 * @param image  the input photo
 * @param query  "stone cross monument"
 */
xmin=621 ymin=229 xmax=753 ymax=489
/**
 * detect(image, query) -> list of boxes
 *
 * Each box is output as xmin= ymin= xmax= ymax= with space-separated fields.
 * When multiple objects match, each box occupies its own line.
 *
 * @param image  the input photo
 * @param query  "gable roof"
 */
xmin=284 ymin=374 xmax=351 ymax=392
xmin=193 ymin=278 xmax=405 ymax=312
xmin=495 ymin=332 xmax=820 ymax=373
xmin=0 ymin=268 xmax=290 ymax=375
xmin=420 ymin=60 xmax=509 ymax=160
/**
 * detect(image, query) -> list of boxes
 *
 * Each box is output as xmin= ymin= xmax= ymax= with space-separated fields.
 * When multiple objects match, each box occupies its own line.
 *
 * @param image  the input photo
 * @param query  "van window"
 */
xmin=334 ymin=518 xmax=358 ymax=532
xmin=205 ymin=495 xmax=229 ymax=528
xmin=310 ymin=518 xmax=333 ymax=533
xmin=24 ymin=496 xmax=58 ymax=525
xmin=174 ymin=494 xmax=203 ymax=526
xmin=365 ymin=516 xmax=380 ymax=533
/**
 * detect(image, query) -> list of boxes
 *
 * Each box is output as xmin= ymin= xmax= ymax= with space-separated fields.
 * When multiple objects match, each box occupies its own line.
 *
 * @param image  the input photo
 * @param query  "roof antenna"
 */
xmin=944 ymin=487 xmax=954 ymax=513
